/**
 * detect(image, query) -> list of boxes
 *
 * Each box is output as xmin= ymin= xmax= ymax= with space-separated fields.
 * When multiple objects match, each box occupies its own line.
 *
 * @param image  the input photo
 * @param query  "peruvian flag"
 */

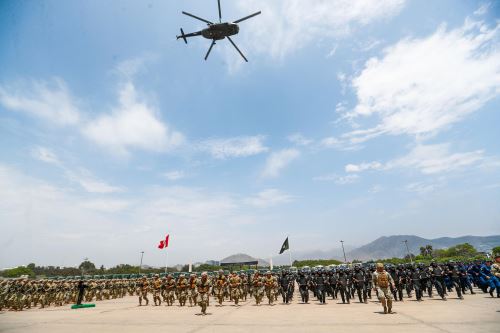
xmin=158 ymin=234 xmax=170 ymax=249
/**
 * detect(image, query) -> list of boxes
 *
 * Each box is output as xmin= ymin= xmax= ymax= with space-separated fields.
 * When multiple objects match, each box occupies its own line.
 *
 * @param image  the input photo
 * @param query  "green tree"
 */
xmin=1 ymin=266 xmax=35 ymax=278
xmin=492 ymin=246 xmax=500 ymax=257
xmin=79 ymin=260 xmax=96 ymax=273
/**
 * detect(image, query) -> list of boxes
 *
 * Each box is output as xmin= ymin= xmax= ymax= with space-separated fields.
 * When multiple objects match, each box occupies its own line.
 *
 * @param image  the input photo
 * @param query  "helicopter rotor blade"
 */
xmin=233 ymin=11 xmax=261 ymax=24
xmin=182 ymin=11 xmax=213 ymax=25
xmin=217 ymin=0 xmax=222 ymax=23
xmin=226 ymin=36 xmax=248 ymax=62
xmin=205 ymin=40 xmax=216 ymax=61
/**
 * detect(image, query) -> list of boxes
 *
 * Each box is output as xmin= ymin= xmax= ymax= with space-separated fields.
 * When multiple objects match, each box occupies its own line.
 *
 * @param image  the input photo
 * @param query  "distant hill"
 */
xmin=346 ymin=235 xmax=500 ymax=261
xmin=220 ymin=253 xmax=269 ymax=267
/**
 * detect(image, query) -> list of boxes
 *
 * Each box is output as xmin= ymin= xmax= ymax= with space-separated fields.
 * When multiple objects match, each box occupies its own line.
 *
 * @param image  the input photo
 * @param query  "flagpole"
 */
xmin=165 ymin=250 xmax=168 ymax=274
xmin=288 ymin=235 xmax=292 ymax=267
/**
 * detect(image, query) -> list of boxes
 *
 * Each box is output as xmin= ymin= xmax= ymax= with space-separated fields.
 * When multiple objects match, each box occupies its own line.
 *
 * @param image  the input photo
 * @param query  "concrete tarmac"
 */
xmin=1 ymin=290 xmax=499 ymax=333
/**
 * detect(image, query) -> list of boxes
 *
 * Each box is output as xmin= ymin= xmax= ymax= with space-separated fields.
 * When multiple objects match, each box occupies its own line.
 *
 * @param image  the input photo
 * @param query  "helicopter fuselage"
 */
xmin=201 ymin=22 xmax=239 ymax=40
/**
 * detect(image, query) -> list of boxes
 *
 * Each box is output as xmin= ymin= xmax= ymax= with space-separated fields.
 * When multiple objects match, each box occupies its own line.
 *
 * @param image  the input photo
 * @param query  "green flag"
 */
xmin=279 ymin=237 xmax=289 ymax=254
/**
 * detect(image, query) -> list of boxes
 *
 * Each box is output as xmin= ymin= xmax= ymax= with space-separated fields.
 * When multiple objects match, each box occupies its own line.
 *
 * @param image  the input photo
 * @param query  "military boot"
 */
xmin=381 ymin=298 xmax=387 ymax=314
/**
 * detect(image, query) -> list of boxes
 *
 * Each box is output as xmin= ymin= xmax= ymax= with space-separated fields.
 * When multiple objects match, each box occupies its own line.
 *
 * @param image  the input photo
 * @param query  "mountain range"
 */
xmin=345 ymin=235 xmax=500 ymax=261
xmin=270 ymin=235 xmax=499 ymax=264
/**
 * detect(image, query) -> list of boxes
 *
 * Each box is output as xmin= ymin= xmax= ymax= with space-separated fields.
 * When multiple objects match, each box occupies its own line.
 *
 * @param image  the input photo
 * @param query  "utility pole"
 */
xmin=340 ymin=240 xmax=347 ymax=263
xmin=139 ymin=251 xmax=144 ymax=275
xmin=403 ymin=240 xmax=413 ymax=265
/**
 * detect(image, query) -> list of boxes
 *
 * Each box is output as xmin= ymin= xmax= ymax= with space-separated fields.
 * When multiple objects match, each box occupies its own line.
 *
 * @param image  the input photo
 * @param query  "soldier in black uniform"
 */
xmin=337 ymin=269 xmax=350 ymax=304
xmin=448 ymin=263 xmax=464 ymax=300
xmin=410 ymin=266 xmax=423 ymax=301
xmin=418 ymin=263 xmax=431 ymax=298
xmin=458 ymin=263 xmax=475 ymax=295
xmin=280 ymin=271 xmax=294 ymax=304
xmin=352 ymin=266 xmax=367 ymax=303
xmin=430 ymin=262 xmax=447 ymax=300
xmin=328 ymin=270 xmax=338 ymax=299
xmin=314 ymin=271 xmax=327 ymax=304
xmin=297 ymin=270 xmax=310 ymax=303
xmin=389 ymin=266 xmax=401 ymax=301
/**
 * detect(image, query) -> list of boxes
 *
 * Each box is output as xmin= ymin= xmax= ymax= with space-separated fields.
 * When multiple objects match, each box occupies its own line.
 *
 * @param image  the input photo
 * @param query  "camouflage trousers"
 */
xmin=177 ymin=289 xmax=187 ymax=306
xmin=138 ymin=289 xmax=149 ymax=305
xmin=198 ymin=292 xmax=209 ymax=314
xmin=230 ymin=288 xmax=241 ymax=304
xmin=215 ymin=287 xmax=225 ymax=304
xmin=152 ymin=289 xmax=161 ymax=305
xmin=265 ymin=288 xmax=274 ymax=304
xmin=188 ymin=289 xmax=198 ymax=306
xmin=166 ymin=290 xmax=175 ymax=306
xmin=377 ymin=287 xmax=393 ymax=301
xmin=254 ymin=287 xmax=264 ymax=305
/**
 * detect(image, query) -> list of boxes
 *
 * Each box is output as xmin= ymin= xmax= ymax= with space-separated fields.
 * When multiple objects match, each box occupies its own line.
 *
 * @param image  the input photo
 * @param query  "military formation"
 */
xmin=1 ymin=258 xmax=499 ymax=315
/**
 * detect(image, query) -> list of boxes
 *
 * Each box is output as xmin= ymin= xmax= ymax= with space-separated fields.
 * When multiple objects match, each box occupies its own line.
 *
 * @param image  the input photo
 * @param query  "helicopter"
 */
xmin=176 ymin=0 xmax=261 ymax=62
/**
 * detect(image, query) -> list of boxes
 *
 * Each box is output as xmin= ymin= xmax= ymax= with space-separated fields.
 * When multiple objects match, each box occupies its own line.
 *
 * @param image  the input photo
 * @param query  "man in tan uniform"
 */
xmin=152 ymin=275 xmax=162 ymax=306
xmin=197 ymin=272 xmax=211 ymax=315
xmin=138 ymin=277 xmax=149 ymax=306
xmin=229 ymin=272 xmax=241 ymax=305
xmin=372 ymin=263 xmax=395 ymax=314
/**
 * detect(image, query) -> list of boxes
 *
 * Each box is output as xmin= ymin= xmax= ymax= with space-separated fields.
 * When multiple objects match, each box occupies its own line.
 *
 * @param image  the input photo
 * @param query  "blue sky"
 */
xmin=1 ymin=0 xmax=499 ymax=268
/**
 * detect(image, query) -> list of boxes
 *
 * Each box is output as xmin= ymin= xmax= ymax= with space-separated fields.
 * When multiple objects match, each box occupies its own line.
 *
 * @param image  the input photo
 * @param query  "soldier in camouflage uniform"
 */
xmin=188 ymin=274 xmax=198 ymax=307
xmin=165 ymin=274 xmax=176 ymax=306
xmin=372 ymin=263 xmax=395 ymax=314
xmin=229 ymin=272 xmax=241 ymax=305
xmin=197 ymin=272 xmax=211 ymax=315
xmin=215 ymin=270 xmax=226 ymax=305
xmin=152 ymin=275 xmax=162 ymax=306
xmin=177 ymin=274 xmax=189 ymax=306
xmin=264 ymin=272 xmax=275 ymax=305
xmin=252 ymin=271 xmax=264 ymax=305
xmin=137 ymin=277 xmax=149 ymax=306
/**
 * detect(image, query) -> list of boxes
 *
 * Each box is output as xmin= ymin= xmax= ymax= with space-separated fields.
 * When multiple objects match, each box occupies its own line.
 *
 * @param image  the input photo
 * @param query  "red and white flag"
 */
xmin=158 ymin=234 xmax=170 ymax=249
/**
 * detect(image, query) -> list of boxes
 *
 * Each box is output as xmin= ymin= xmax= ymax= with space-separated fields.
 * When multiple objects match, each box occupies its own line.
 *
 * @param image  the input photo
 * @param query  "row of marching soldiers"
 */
xmin=0 ymin=277 xmax=130 ymax=311
xmin=136 ymin=270 xmax=283 ymax=312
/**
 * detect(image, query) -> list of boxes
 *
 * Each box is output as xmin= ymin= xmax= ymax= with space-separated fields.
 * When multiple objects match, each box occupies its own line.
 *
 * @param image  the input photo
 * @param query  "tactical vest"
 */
xmin=377 ymin=272 xmax=389 ymax=288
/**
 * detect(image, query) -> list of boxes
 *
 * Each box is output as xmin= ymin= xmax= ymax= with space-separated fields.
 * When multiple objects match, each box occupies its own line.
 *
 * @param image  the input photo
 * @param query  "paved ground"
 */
xmin=1 ymin=289 xmax=499 ymax=333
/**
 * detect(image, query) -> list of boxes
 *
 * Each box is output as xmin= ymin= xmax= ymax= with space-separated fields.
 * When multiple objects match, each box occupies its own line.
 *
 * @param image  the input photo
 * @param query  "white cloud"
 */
xmin=141 ymin=186 xmax=237 ymax=221
xmin=344 ymin=18 xmax=500 ymax=143
xmin=30 ymin=146 xmax=123 ymax=194
xmin=261 ymin=148 xmax=300 ymax=178
xmin=346 ymin=143 xmax=485 ymax=175
xmin=387 ymin=144 xmax=484 ymax=174
xmin=31 ymin=147 xmax=60 ymax=165
xmin=313 ymin=173 xmax=359 ymax=185
xmin=163 ymin=170 xmax=186 ymax=181
xmin=234 ymin=0 xmax=406 ymax=59
xmin=66 ymin=170 xmax=124 ymax=194
xmin=81 ymin=199 xmax=130 ymax=213
xmin=245 ymin=189 xmax=294 ymax=208
xmin=0 ymin=78 xmax=80 ymax=125
xmin=288 ymin=133 xmax=313 ymax=146
xmin=345 ymin=161 xmax=383 ymax=173
xmin=83 ymin=82 xmax=184 ymax=156
xmin=369 ymin=185 xmax=383 ymax=193
xmin=199 ymin=135 xmax=268 ymax=159
xmin=474 ymin=3 xmax=490 ymax=16
xmin=405 ymin=182 xmax=437 ymax=194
